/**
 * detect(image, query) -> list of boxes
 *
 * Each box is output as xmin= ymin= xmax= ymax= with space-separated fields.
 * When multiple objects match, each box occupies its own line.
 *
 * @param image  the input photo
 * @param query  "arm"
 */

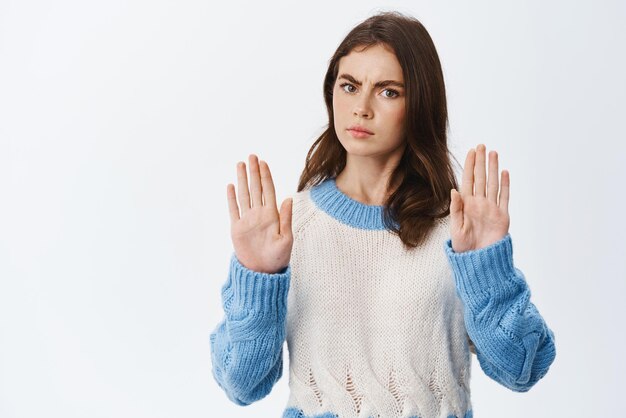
xmin=444 ymin=233 xmax=556 ymax=392
xmin=209 ymin=252 xmax=291 ymax=405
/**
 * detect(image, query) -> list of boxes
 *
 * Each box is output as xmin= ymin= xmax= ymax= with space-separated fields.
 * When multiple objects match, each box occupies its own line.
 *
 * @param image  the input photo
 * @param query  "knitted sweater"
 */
xmin=209 ymin=177 xmax=556 ymax=418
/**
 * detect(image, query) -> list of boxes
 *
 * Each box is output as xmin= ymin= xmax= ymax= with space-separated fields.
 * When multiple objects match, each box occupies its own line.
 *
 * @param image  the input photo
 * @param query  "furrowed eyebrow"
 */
xmin=337 ymin=73 xmax=405 ymax=89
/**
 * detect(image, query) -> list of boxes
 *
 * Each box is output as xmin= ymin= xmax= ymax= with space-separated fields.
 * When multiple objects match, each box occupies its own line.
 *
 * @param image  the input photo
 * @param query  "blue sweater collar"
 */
xmin=309 ymin=177 xmax=399 ymax=231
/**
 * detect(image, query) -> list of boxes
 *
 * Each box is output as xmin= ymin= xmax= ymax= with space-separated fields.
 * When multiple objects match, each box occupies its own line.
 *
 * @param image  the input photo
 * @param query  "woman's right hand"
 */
xmin=227 ymin=154 xmax=293 ymax=274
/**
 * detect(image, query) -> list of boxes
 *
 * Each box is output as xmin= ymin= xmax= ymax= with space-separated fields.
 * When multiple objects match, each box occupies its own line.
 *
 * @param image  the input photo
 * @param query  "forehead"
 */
xmin=337 ymin=44 xmax=403 ymax=81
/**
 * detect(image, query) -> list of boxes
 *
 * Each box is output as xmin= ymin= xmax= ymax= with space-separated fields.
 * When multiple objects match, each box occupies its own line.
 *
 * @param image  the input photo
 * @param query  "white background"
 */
xmin=1 ymin=1 xmax=625 ymax=417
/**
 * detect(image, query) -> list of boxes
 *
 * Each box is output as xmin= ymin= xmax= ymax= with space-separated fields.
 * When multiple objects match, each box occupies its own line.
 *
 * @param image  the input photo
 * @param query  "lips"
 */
xmin=347 ymin=125 xmax=374 ymax=134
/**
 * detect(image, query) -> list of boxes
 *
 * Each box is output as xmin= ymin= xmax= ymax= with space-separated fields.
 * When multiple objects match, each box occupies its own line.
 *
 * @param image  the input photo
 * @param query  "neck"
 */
xmin=334 ymin=143 xmax=406 ymax=205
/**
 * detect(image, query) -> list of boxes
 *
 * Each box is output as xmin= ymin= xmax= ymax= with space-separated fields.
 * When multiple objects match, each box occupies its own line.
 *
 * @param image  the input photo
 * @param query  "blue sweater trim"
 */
xmin=309 ymin=177 xmax=399 ymax=230
xmin=443 ymin=233 xmax=557 ymax=392
xmin=282 ymin=406 xmax=473 ymax=418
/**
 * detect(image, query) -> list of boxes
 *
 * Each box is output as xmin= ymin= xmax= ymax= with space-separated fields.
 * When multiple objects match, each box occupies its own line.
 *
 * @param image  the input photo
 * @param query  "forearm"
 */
xmin=444 ymin=233 xmax=556 ymax=391
xmin=210 ymin=252 xmax=291 ymax=405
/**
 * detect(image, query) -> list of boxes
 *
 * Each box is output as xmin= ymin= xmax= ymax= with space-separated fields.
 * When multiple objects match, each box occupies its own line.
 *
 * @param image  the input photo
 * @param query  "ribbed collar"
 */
xmin=309 ymin=177 xmax=399 ymax=231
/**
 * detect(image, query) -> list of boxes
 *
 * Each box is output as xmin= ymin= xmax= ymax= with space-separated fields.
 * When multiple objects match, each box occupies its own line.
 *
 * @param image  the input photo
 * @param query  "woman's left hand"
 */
xmin=449 ymin=144 xmax=511 ymax=253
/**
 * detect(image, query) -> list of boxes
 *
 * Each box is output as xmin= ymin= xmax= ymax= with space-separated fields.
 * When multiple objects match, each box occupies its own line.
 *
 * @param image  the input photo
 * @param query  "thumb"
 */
xmin=279 ymin=197 xmax=293 ymax=237
xmin=450 ymin=189 xmax=463 ymax=230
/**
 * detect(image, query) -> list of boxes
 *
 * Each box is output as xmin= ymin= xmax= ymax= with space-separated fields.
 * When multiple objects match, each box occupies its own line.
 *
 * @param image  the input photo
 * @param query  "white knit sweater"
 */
xmin=284 ymin=179 xmax=471 ymax=418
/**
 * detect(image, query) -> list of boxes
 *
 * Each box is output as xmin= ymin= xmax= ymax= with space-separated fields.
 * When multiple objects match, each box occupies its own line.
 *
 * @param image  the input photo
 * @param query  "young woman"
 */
xmin=210 ymin=11 xmax=556 ymax=418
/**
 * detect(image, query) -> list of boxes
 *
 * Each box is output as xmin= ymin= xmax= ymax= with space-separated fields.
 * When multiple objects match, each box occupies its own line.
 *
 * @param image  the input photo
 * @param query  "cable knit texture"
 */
xmin=209 ymin=177 xmax=556 ymax=417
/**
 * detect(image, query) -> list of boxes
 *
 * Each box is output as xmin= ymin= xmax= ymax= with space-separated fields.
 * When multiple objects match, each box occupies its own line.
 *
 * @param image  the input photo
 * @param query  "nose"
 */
xmin=353 ymin=95 xmax=372 ymax=119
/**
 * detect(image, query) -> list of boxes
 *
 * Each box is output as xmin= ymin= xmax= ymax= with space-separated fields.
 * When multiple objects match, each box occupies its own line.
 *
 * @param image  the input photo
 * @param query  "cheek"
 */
xmin=333 ymin=91 xmax=349 ymax=115
xmin=388 ymin=105 xmax=406 ymax=130
xmin=383 ymin=106 xmax=406 ymax=144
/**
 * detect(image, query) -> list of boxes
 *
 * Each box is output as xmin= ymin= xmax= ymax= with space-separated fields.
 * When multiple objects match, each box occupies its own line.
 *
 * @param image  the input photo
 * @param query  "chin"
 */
xmin=340 ymin=142 xmax=379 ymax=157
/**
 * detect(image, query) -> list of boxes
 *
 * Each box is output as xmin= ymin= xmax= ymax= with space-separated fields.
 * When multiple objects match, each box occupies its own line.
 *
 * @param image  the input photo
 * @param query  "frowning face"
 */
xmin=332 ymin=43 xmax=407 ymax=159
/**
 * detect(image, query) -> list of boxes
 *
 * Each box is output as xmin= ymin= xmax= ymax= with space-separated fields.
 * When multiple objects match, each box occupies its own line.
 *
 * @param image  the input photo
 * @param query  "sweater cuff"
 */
xmin=443 ymin=233 xmax=523 ymax=307
xmin=222 ymin=252 xmax=291 ymax=317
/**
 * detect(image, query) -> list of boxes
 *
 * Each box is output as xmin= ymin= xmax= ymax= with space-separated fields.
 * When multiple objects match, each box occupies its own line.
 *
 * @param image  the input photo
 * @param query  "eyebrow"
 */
xmin=337 ymin=73 xmax=405 ymax=89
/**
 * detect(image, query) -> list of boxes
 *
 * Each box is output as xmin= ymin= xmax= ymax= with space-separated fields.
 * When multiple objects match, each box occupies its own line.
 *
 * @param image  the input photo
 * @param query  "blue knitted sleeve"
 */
xmin=443 ymin=233 xmax=556 ymax=392
xmin=209 ymin=252 xmax=291 ymax=406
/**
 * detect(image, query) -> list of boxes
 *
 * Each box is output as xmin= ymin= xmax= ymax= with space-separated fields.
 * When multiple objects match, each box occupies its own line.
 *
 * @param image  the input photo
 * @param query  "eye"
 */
xmin=339 ymin=82 xmax=356 ymax=93
xmin=383 ymin=89 xmax=400 ymax=98
xmin=338 ymin=82 xmax=401 ymax=99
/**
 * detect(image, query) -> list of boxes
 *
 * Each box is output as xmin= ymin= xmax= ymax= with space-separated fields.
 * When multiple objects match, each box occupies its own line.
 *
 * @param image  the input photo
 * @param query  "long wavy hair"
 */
xmin=296 ymin=10 xmax=460 ymax=249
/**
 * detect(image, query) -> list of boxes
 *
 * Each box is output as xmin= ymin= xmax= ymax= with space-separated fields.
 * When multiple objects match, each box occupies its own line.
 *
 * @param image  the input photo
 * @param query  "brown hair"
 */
xmin=296 ymin=10 xmax=460 ymax=249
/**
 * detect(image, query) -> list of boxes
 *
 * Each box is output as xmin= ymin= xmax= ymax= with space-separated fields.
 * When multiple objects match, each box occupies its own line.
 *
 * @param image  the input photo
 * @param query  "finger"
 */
xmin=280 ymin=197 xmax=293 ymax=237
xmin=237 ymin=161 xmax=251 ymax=214
xmin=260 ymin=160 xmax=278 ymax=209
xmin=461 ymin=148 xmax=475 ymax=196
xmin=499 ymin=170 xmax=510 ymax=212
xmin=487 ymin=150 xmax=499 ymax=204
xmin=248 ymin=154 xmax=263 ymax=207
xmin=226 ymin=183 xmax=240 ymax=222
xmin=474 ymin=144 xmax=486 ymax=197
xmin=450 ymin=188 xmax=464 ymax=230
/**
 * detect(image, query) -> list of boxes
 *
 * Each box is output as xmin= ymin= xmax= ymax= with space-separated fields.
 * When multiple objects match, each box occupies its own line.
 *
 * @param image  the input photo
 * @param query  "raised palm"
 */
xmin=227 ymin=154 xmax=293 ymax=274
xmin=449 ymin=144 xmax=511 ymax=252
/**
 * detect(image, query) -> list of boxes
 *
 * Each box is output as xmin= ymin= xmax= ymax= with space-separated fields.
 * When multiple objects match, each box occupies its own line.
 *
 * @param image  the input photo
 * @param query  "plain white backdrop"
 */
xmin=1 ymin=0 xmax=625 ymax=417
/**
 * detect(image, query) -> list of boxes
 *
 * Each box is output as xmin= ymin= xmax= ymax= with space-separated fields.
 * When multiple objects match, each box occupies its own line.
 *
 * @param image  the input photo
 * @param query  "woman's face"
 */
xmin=332 ymin=43 xmax=406 ymax=158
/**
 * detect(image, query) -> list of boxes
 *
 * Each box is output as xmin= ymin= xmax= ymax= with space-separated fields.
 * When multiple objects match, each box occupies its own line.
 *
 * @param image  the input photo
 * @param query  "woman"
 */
xmin=210 ymin=11 xmax=556 ymax=418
